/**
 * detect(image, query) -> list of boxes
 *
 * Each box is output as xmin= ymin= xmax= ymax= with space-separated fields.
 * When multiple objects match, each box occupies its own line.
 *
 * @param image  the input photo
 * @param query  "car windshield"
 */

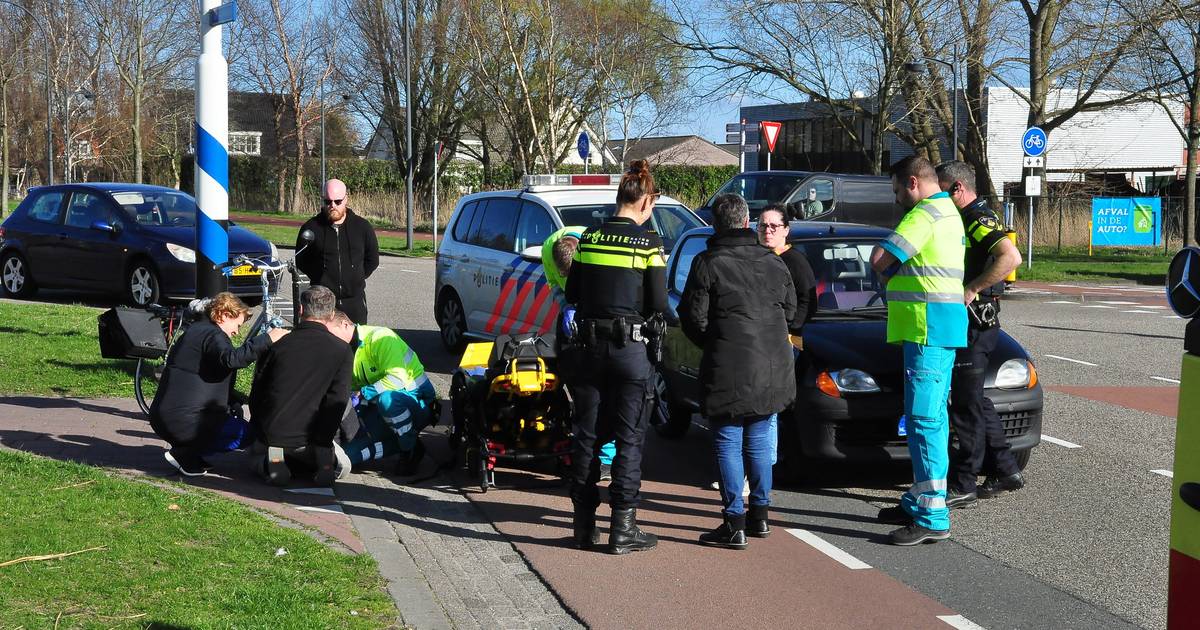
xmin=711 ymin=173 xmax=804 ymax=215
xmin=791 ymin=239 xmax=889 ymax=312
xmin=557 ymin=203 xmax=701 ymax=253
xmin=112 ymin=190 xmax=198 ymax=227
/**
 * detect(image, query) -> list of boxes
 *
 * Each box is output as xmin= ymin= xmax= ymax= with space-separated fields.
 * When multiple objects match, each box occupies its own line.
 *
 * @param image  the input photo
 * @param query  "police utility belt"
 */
xmin=577 ymin=317 xmax=646 ymax=348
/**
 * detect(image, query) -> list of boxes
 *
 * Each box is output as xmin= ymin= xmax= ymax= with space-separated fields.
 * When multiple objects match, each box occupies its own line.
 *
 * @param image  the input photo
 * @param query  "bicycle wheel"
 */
xmin=134 ymin=355 xmax=167 ymax=416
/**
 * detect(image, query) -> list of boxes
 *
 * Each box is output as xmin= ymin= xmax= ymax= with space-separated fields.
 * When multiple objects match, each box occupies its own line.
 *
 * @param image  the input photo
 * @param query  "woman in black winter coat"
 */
xmin=149 ymin=292 xmax=286 ymax=475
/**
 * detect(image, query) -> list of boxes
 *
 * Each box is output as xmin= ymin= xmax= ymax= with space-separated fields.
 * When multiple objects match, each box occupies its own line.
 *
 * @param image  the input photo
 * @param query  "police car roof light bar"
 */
xmin=521 ymin=173 xmax=623 ymax=188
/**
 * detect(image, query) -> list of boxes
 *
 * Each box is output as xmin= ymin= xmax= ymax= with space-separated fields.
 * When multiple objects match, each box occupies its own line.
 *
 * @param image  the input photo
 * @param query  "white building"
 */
xmin=741 ymin=87 xmax=1187 ymax=198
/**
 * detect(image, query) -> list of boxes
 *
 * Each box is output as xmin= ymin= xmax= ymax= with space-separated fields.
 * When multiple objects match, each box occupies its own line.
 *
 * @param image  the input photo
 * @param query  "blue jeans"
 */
xmin=900 ymin=342 xmax=955 ymax=531
xmin=713 ymin=415 xmax=773 ymax=516
xmin=767 ymin=413 xmax=778 ymax=466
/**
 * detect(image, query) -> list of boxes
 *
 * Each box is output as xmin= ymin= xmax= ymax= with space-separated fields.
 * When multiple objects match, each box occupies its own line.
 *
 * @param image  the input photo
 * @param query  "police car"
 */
xmin=434 ymin=174 xmax=704 ymax=352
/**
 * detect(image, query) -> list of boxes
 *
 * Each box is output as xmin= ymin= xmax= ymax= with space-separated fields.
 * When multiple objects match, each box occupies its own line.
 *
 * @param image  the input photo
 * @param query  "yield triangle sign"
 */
xmin=761 ymin=121 xmax=782 ymax=153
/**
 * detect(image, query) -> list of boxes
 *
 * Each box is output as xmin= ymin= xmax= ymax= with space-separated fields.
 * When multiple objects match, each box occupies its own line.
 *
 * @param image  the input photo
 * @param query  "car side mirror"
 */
xmin=299 ymin=229 xmax=315 ymax=243
xmin=519 ymin=246 xmax=541 ymax=262
xmin=90 ymin=220 xmax=120 ymax=234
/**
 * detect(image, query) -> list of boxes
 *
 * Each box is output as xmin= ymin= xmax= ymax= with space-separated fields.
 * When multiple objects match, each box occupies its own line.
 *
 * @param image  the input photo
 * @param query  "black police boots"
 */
xmin=572 ymin=498 xmax=601 ymax=550
xmin=608 ymin=507 xmax=657 ymax=555
xmin=699 ymin=512 xmax=748 ymax=550
xmin=746 ymin=504 xmax=770 ymax=538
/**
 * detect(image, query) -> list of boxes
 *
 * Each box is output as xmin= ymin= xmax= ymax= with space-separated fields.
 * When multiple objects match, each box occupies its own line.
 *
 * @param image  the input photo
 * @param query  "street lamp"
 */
xmin=0 ymin=1 xmax=53 ymax=186
xmin=906 ymin=43 xmax=959 ymax=160
xmin=62 ymin=87 xmax=94 ymax=184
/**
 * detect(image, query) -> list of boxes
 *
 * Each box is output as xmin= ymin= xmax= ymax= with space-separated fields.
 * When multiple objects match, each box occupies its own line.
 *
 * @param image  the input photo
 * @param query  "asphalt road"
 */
xmin=21 ymin=256 xmax=1177 ymax=628
xmin=357 ymin=259 xmax=1178 ymax=630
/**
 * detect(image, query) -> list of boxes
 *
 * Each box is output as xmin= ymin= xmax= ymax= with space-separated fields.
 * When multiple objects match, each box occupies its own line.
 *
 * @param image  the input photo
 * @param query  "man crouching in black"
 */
xmin=249 ymin=285 xmax=354 ymax=486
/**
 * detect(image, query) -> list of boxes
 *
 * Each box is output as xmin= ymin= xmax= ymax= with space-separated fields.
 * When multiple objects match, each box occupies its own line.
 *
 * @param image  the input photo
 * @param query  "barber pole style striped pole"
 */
xmin=194 ymin=0 xmax=232 ymax=298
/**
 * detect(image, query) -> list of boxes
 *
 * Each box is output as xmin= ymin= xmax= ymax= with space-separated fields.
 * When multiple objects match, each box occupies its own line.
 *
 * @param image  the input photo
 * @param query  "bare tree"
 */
xmin=43 ymin=0 xmax=102 ymax=183
xmin=232 ymin=0 xmax=330 ymax=213
xmin=458 ymin=0 xmax=617 ymax=175
xmin=1116 ymin=0 xmax=1200 ymax=245
xmin=88 ymin=0 xmax=187 ymax=183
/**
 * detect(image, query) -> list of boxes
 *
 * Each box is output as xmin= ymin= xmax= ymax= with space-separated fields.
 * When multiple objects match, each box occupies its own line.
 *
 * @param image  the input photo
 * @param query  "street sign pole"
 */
xmin=1022 ymin=127 xmax=1048 ymax=271
xmin=740 ymin=119 xmax=746 ymax=173
xmin=194 ymin=0 xmax=236 ymax=298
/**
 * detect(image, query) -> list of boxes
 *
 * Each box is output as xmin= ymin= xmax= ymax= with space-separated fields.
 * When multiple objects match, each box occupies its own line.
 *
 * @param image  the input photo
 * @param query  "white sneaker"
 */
xmin=709 ymin=478 xmax=751 ymax=496
xmin=331 ymin=442 xmax=352 ymax=480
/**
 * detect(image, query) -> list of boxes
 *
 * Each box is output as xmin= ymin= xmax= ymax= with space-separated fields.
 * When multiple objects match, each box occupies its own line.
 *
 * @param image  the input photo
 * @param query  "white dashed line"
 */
xmin=295 ymin=504 xmax=345 ymax=514
xmin=397 ymin=269 xmax=420 ymax=274
xmin=1152 ymin=469 xmax=1174 ymax=478
xmin=1097 ymin=301 xmax=1139 ymax=305
xmin=1121 ymin=310 xmax=1158 ymax=314
xmin=1041 ymin=434 xmax=1083 ymax=449
xmin=1044 ymin=300 xmax=1078 ymax=305
xmin=1045 ymin=354 xmax=1098 ymax=366
xmin=1050 ymin=284 xmax=1080 ymax=288
xmin=1079 ymin=305 xmax=1116 ymax=309
xmin=786 ymin=529 xmax=872 ymax=570
xmin=1152 ymin=376 xmax=1181 ymax=384
xmin=938 ymin=615 xmax=988 ymax=630
xmin=1137 ymin=305 xmax=1166 ymax=309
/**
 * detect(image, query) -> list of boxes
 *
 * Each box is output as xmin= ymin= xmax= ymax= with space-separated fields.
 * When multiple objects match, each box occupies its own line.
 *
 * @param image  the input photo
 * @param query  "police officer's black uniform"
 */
xmin=949 ymin=198 xmax=1020 ymax=495
xmin=565 ymin=216 xmax=668 ymax=554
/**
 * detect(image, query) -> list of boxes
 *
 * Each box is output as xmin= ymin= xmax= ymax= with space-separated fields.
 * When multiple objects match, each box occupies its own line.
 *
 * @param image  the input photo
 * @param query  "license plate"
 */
xmin=231 ymin=264 xmax=260 ymax=277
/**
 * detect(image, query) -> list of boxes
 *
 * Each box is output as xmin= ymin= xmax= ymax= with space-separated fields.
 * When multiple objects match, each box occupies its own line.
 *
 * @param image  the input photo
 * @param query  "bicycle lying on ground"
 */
xmin=133 ymin=231 xmax=312 ymax=415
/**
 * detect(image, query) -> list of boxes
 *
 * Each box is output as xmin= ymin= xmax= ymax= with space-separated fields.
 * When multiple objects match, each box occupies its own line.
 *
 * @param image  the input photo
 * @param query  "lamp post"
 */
xmin=62 ymin=87 xmax=93 ymax=184
xmin=0 ymin=1 xmax=52 ymax=186
xmin=905 ymin=43 xmax=959 ymax=160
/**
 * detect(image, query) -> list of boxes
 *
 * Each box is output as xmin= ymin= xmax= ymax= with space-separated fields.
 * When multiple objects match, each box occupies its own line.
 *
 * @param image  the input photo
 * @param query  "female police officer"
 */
xmin=565 ymin=159 xmax=669 ymax=554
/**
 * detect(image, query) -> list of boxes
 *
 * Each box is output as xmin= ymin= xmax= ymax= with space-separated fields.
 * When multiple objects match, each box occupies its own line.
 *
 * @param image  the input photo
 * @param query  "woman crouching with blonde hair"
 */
xmin=150 ymin=292 xmax=287 ymax=476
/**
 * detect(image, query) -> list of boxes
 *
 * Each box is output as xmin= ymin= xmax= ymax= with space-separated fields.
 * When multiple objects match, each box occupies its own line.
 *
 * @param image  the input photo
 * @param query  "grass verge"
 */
xmin=1018 ymin=246 xmax=1170 ymax=285
xmin=0 ymin=449 xmax=395 ymax=628
xmin=0 ymin=301 xmax=141 ymax=398
xmin=236 ymin=220 xmax=436 ymax=258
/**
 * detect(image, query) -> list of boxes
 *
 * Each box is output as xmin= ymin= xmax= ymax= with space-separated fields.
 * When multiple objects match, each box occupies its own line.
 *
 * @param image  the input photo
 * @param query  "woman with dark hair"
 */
xmin=564 ymin=159 xmax=670 ymax=554
xmin=149 ymin=292 xmax=287 ymax=476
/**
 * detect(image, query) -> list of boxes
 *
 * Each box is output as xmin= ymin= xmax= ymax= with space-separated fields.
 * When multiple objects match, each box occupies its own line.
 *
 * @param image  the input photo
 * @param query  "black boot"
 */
xmin=572 ymin=499 xmax=601 ymax=550
xmin=699 ymin=512 xmax=748 ymax=549
xmin=395 ymin=438 xmax=426 ymax=477
xmin=608 ymin=507 xmax=657 ymax=555
xmin=746 ymin=504 xmax=770 ymax=538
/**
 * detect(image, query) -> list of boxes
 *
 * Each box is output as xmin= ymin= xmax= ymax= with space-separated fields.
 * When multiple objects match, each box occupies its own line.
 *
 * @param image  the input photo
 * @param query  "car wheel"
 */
xmin=1014 ymin=448 xmax=1031 ymax=471
xmin=438 ymin=292 xmax=468 ymax=353
xmin=656 ymin=398 xmax=693 ymax=439
xmin=127 ymin=261 xmax=161 ymax=307
xmin=0 ymin=251 xmax=37 ymax=298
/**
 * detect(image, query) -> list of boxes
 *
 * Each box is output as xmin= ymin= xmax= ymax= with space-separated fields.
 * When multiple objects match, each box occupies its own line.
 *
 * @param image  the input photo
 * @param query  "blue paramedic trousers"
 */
xmin=900 ymin=342 xmax=955 ymax=531
xmin=345 ymin=384 xmax=435 ymax=465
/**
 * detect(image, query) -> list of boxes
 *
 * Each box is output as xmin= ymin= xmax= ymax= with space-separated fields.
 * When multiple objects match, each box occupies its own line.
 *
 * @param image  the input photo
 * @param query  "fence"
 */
xmin=1001 ymin=195 xmax=1190 ymax=252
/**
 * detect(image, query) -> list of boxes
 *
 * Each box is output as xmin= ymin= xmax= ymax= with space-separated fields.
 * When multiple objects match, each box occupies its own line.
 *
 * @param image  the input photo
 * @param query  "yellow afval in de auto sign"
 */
xmin=1169 ymin=354 xmax=1200 ymax=628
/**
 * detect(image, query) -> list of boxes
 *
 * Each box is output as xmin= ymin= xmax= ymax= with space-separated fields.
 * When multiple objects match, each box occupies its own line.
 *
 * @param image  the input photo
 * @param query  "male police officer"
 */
xmin=936 ymin=161 xmax=1026 ymax=506
xmin=870 ymin=156 xmax=968 ymax=546
xmin=565 ymin=160 xmax=668 ymax=554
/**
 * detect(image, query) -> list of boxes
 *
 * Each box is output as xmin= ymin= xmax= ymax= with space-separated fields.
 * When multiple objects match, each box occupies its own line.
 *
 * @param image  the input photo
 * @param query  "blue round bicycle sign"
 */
xmin=1023 ymin=127 xmax=1047 ymax=157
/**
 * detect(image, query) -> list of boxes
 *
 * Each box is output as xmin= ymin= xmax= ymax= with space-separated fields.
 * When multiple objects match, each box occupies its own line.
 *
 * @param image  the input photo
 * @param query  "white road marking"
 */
xmin=1121 ymin=310 xmax=1159 ymax=314
xmin=938 ymin=615 xmax=988 ymax=630
xmin=285 ymin=487 xmax=336 ymax=496
xmin=1044 ymin=300 xmax=1078 ymax=305
xmin=1151 ymin=376 xmax=1181 ymax=384
xmin=1045 ymin=354 xmax=1098 ymax=366
xmin=1050 ymin=284 xmax=1080 ymax=288
xmin=1164 ymin=315 xmax=1184 ymax=320
xmin=295 ymin=504 xmax=345 ymax=514
xmin=1079 ymin=305 xmax=1115 ymax=309
xmin=1136 ymin=305 xmax=1165 ymax=309
xmin=1152 ymin=469 xmax=1174 ymax=478
xmin=1097 ymin=300 xmax=1139 ymax=305
xmin=397 ymin=269 xmax=420 ymax=274
xmin=1041 ymin=434 xmax=1083 ymax=449
xmin=786 ymin=529 xmax=871 ymax=570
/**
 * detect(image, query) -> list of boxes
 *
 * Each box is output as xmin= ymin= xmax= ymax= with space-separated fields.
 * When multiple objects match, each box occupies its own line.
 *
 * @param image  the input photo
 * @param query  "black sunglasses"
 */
xmin=323 ymin=198 xmax=345 ymax=206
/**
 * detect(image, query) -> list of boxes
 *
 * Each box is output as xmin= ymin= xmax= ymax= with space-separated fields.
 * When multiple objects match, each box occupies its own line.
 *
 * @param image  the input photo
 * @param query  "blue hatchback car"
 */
xmin=0 ymin=183 xmax=276 ymax=306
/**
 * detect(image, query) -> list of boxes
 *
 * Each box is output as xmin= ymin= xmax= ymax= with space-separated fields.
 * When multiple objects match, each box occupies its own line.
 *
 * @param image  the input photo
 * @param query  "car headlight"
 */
xmin=166 ymin=243 xmax=196 ymax=263
xmin=269 ymin=241 xmax=279 ymax=262
xmin=831 ymin=369 xmax=881 ymax=393
xmin=994 ymin=359 xmax=1031 ymax=389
